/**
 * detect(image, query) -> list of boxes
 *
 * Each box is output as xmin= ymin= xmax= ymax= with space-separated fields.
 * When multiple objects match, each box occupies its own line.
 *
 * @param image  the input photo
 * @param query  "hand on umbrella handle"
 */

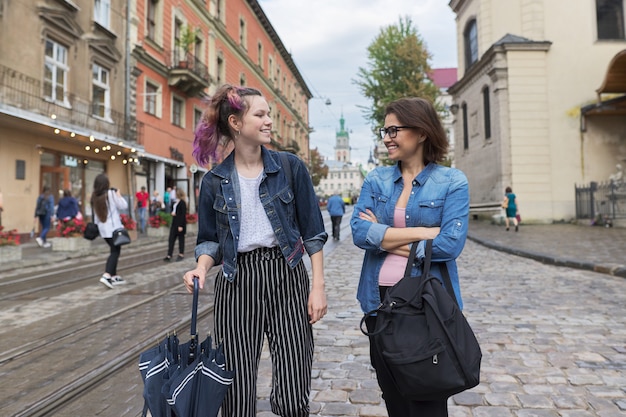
xmin=183 ymin=268 xmax=205 ymax=293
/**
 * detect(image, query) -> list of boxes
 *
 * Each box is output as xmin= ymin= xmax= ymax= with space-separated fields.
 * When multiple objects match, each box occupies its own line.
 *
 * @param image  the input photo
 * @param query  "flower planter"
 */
xmin=147 ymin=227 xmax=168 ymax=238
xmin=0 ymin=245 xmax=22 ymax=262
xmin=51 ymin=237 xmax=91 ymax=252
xmin=127 ymin=230 xmax=138 ymax=242
xmin=186 ymin=223 xmax=198 ymax=235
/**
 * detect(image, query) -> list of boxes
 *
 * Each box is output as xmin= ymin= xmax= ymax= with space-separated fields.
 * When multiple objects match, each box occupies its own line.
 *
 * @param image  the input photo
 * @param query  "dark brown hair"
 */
xmin=92 ymin=173 xmax=110 ymax=222
xmin=384 ymin=97 xmax=448 ymax=164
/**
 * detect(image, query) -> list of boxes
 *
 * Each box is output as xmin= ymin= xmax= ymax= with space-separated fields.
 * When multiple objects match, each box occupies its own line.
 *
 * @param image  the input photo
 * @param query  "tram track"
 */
xmin=1 ymin=211 xmax=352 ymax=416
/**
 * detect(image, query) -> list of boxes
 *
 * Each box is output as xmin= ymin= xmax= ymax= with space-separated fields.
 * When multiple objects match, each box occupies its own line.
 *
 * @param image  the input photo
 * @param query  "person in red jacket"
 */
xmin=135 ymin=186 xmax=149 ymax=233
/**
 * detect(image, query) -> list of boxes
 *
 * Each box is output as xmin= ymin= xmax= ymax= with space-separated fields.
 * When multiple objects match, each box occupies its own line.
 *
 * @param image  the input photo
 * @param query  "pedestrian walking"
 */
xmin=326 ymin=192 xmax=345 ymax=240
xmin=149 ymin=190 xmax=163 ymax=217
xmin=351 ymin=97 xmax=470 ymax=417
xmin=92 ymin=173 xmax=128 ymax=289
xmin=164 ymin=188 xmax=187 ymax=262
xmin=182 ymin=84 xmax=328 ymax=417
xmin=34 ymin=185 xmax=55 ymax=248
xmin=502 ymin=186 xmax=519 ymax=232
xmin=56 ymin=189 xmax=80 ymax=221
xmin=164 ymin=186 xmax=171 ymax=213
xmin=135 ymin=186 xmax=149 ymax=233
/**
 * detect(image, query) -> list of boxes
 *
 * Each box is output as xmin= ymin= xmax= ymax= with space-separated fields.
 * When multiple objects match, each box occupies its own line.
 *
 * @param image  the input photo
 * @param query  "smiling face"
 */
xmin=383 ymin=113 xmax=424 ymax=163
xmin=233 ymin=95 xmax=272 ymax=146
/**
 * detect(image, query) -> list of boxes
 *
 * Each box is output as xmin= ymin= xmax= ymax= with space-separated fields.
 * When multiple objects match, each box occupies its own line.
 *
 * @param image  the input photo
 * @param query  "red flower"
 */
xmin=0 ymin=226 xmax=21 ymax=246
xmin=56 ymin=218 xmax=86 ymax=237
xmin=120 ymin=214 xmax=137 ymax=230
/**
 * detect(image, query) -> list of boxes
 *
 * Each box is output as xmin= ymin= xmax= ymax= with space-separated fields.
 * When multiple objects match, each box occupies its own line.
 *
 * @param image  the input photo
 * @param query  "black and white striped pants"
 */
xmin=214 ymin=246 xmax=313 ymax=417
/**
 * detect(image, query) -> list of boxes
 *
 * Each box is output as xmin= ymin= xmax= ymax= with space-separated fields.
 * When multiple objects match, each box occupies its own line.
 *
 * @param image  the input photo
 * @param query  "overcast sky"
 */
xmin=258 ymin=0 xmax=458 ymax=165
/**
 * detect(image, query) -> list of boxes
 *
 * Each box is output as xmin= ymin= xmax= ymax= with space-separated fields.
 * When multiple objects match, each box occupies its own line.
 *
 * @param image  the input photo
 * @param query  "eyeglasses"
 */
xmin=379 ymin=125 xmax=411 ymax=140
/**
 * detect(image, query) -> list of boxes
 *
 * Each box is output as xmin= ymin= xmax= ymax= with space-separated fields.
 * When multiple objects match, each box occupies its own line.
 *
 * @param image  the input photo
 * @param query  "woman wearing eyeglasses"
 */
xmin=351 ymin=97 xmax=469 ymax=417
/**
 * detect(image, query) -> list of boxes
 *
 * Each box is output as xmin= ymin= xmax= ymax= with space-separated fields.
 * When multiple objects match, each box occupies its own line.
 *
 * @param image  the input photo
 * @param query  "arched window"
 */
xmin=464 ymin=19 xmax=478 ymax=69
xmin=482 ymin=86 xmax=491 ymax=140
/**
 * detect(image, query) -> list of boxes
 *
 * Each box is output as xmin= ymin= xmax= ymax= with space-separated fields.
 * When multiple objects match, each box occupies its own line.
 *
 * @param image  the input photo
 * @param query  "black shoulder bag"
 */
xmin=84 ymin=205 xmax=99 ymax=240
xmin=361 ymin=240 xmax=482 ymax=401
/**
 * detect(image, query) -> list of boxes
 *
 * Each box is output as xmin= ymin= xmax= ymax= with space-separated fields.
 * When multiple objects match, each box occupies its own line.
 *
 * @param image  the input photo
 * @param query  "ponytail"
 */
xmin=193 ymin=84 xmax=262 ymax=166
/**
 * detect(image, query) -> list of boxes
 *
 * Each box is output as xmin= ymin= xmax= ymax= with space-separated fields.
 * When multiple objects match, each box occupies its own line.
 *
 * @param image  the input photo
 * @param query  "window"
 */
xmin=43 ymin=39 xmax=69 ymax=105
xmin=597 ymin=0 xmax=625 ymax=39
xmin=257 ymin=42 xmax=263 ymax=67
xmin=464 ymin=19 xmax=478 ymax=69
xmin=462 ymin=103 xmax=469 ymax=150
xmin=194 ymin=108 xmax=203 ymax=129
xmin=216 ymin=0 xmax=225 ymax=22
xmin=145 ymin=82 xmax=158 ymax=115
xmin=239 ymin=17 xmax=247 ymax=49
xmin=239 ymin=73 xmax=246 ymax=87
xmin=172 ymin=96 xmax=184 ymax=127
xmin=92 ymin=64 xmax=110 ymax=119
xmin=482 ymin=87 xmax=491 ymax=140
xmin=216 ymin=55 xmax=224 ymax=85
xmin=94 ymin=0 xmax=110 ymax=28
xmin=147 ymin=0 xmax=158 ymax=40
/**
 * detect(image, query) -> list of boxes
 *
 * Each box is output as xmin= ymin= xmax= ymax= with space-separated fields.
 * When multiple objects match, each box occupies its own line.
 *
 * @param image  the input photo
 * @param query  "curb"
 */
xmin=467 ymin=234 xmax=626 ymax=279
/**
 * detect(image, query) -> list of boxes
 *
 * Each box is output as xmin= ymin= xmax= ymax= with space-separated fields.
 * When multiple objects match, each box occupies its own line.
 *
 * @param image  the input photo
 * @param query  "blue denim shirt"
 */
xmin=195 ymin=147 xmax=328 ymax=281
xmin=350 ymin=162 xmax=469 ymax=313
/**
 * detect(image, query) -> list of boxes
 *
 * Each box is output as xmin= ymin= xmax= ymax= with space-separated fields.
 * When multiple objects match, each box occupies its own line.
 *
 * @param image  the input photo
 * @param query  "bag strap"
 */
xmin=405 ymin=240 xmax=460 ymax=307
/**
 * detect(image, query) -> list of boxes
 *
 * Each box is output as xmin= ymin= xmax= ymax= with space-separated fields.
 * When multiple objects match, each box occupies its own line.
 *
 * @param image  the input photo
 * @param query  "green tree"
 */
xmin=309 ymin=147 xmax=328 ymax=187
xmin=353 ymin=16 xmax=440 ymax=135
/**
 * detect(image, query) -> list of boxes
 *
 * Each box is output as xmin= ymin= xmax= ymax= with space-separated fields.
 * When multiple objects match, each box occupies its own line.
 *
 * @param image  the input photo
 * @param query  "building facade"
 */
xmin=317 ymin=115 xmax=365 ymax=202
xmin=448 ymin=0 xmax=626 ymax=223
xmin=0 ymin=0 xmax=312 ymax=235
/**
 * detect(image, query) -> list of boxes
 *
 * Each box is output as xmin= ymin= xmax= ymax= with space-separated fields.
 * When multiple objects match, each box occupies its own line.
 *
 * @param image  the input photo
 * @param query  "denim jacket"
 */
xmin=350 ymin=162 xmax=469 ymax=313
xmin=195 ymin=147 xmax=328 ymax=281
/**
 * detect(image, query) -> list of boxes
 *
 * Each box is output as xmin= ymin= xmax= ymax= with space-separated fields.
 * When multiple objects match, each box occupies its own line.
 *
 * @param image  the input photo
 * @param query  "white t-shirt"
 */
xmin=237 ymin=171 xmax=277 ymax=252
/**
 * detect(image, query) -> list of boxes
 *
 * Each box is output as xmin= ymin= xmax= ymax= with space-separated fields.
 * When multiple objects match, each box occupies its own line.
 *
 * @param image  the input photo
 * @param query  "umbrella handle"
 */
xmin=189 ymin=277 xmax=199 ymax=363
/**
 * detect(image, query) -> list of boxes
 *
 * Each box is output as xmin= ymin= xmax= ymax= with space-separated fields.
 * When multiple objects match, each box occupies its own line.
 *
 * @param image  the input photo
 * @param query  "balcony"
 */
xmin=167 ymin=51 xmax=210 ymax=96
xmin=0 ymin=64 xmax=143 ymax=144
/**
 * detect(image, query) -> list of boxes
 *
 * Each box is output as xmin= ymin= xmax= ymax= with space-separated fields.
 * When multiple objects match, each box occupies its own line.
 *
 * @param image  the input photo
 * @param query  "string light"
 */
xmin=54 ymin=129 xmax=60 ymax=134
xmin=85 ymin=146 xmax=90 ymax=150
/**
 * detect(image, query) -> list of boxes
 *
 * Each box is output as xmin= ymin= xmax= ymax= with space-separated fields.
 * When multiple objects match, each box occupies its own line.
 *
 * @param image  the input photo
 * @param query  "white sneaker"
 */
xmin=42 ymin=242 xmax=51 ymax=248
xmin=35 ymin=237 xmax=43 ymax=247
xmin=111 ymin=275 xmax=127 ymax=285
xmin=99 ymin=275 xmax=114 ymax=289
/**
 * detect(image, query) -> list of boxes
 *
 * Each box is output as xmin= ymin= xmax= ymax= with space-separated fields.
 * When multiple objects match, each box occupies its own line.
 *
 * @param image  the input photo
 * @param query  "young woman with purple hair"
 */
xmin=183 ymin=84 xmax=328 ymax=417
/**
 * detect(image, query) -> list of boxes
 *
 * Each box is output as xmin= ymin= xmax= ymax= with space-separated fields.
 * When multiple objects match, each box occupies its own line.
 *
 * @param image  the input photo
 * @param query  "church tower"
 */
xmin=335 ymin=114 xmax=351 ymax=163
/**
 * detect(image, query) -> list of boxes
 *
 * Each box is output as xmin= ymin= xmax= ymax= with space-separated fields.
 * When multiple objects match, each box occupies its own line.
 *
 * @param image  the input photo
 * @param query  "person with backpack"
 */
xmin=351 ymin=97 xmax=470 ymax=417
xmin=182 ymin=84 xmax=328 ymax=417
xmin=34 ymin=186 xmax=55 ymax=248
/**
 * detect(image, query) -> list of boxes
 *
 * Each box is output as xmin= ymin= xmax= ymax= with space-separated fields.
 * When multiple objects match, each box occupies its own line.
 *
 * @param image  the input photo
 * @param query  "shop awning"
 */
xmin=581 ymin=50 xmax=626 ymax=129
xmin=597 ymin=49 xmax=626 ymax=95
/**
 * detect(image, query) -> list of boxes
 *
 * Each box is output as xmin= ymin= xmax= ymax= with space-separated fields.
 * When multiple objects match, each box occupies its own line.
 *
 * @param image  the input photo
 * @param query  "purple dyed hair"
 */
xmin=192 ymin=85 xmax=262 ymax=166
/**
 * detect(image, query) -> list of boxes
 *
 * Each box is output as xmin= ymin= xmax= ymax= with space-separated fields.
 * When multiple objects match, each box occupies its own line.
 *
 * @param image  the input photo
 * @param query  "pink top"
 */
xmin=378 ymin=207 xmax=408 ymax=286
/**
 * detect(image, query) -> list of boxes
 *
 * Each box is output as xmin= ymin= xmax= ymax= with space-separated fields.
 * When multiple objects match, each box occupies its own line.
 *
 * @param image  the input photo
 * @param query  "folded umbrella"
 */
xmin=138 ymin=278 xmax=234 ymax=417
xmin=164 ymin=279 xmax=234 ymax=417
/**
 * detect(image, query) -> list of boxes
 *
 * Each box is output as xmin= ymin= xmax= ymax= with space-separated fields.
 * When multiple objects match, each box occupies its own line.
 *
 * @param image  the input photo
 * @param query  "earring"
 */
xmin=236 ymin=130 xmax=240 ymax=136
